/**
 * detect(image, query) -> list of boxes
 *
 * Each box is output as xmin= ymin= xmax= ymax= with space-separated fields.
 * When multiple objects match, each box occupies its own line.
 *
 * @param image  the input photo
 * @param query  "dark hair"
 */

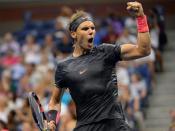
xmin=68 ymin=10 xmax=93 ymax=32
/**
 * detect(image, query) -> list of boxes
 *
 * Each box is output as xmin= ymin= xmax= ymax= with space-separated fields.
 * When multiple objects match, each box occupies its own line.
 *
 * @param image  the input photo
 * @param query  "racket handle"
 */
xmin=43 ymin=126 xmax=51 ymax=131
xmin=43 ymin=129 xmax=50 ymax=131
xmin=43 ymin=121 xmax=51 ymax=131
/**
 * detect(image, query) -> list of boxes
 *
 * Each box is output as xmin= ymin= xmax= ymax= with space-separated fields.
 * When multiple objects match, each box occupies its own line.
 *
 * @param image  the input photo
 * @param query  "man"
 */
xmin=48 ymin=1 xmax=150 ymax=131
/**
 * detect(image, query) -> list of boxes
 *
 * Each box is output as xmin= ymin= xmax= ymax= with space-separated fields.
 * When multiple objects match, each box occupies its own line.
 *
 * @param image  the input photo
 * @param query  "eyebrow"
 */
xmin=81 ymin=26 xmax=95 ymax=30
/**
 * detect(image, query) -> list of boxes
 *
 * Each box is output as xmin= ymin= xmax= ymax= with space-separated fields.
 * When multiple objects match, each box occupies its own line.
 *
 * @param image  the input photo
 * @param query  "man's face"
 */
xmin=73 ymin=21 xmax=96 ymax=50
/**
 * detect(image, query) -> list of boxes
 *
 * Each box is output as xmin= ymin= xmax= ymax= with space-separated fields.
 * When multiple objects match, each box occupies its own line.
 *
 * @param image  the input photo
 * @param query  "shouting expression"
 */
xmin=71 ymin=21 xmax=96 ymax=50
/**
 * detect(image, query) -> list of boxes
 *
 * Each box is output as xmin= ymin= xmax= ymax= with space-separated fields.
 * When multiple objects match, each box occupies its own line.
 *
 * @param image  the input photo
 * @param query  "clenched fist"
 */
xmin=127 ymin=1 xmax=144 ymax=17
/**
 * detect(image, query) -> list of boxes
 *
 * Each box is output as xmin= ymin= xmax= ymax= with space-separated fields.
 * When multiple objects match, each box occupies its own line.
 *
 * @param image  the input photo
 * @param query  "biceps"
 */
xmin=120 ymin=44 xmax=142 ymax=60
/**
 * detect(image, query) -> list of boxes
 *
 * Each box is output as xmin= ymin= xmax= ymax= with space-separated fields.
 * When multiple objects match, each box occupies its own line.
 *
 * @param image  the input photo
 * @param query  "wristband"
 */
xmin=48 ymin=110 xmax=60 ymax=125
xmin=136 ymin=15 xmax=149 ymax=33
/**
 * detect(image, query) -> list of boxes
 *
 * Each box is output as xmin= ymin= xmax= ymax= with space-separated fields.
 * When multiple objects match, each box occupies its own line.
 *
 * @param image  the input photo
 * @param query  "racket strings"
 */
xmin=28 ymin=92 xmax=49 ymax=131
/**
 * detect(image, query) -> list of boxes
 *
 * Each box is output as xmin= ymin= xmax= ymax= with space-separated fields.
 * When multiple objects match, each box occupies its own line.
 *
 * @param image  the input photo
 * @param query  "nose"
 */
xmin=88 ymin=28 xmax=94 ymax=35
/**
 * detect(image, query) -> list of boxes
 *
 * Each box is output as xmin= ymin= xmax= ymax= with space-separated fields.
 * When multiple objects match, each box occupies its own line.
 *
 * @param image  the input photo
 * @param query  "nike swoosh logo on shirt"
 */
xmin=79 ymin=69 xmax=87 ymax=75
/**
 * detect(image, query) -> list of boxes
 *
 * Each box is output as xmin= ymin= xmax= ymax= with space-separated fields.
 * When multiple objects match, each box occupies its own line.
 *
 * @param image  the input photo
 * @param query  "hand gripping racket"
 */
xmin=28 ymin=92 xmax=50 ymax=131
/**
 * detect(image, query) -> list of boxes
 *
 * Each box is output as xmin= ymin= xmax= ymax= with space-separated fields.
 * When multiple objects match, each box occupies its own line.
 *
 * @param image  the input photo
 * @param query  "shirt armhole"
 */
xmin=114 ymin=44 xmax=122 ymax=61
xmin=54 ymin=64 xmax=67 ymax=89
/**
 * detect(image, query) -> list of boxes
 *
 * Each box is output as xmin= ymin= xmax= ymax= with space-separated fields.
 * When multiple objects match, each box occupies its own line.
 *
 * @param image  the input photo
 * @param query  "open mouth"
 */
xmin=88 ymin=38 xmax=93 ymax=43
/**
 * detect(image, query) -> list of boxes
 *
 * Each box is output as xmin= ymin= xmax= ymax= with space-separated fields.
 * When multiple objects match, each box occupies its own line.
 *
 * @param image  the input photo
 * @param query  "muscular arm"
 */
xmin=48 ymin=87 xmax=65 ymax=112
xmin=120 ymin=2 xmax=151 ymax=60
xmin=48 ymin=87 xmax=64 ymax=130
xmin=121 ymin=32 xmax=151 ymax=60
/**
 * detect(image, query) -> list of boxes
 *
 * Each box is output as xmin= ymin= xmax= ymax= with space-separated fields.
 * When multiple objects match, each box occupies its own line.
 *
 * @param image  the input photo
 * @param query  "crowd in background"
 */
xmin=0 ymin=5 xmax=168 ymax=131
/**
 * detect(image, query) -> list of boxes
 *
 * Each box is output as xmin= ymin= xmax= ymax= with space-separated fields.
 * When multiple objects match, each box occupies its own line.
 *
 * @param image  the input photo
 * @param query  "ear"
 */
xmin=70 ymin=31 xmax=77 ymax=39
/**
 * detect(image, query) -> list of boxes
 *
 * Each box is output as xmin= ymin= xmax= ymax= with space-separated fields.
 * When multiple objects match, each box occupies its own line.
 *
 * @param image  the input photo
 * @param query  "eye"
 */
xmin=91 ymin=27 xmax=95 ymax=30
xmin=82 ymin=27 xmax=89 ymax=31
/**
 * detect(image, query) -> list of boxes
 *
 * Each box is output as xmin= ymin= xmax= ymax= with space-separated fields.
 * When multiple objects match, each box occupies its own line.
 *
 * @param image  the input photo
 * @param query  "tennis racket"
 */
xmin=28 ymin=92 xmax=50 ymax=131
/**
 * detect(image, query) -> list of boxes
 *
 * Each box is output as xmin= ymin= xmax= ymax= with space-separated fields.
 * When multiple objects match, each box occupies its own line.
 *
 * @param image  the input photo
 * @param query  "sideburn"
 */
xmin=76 ymin=35 xmax=86 ymax=49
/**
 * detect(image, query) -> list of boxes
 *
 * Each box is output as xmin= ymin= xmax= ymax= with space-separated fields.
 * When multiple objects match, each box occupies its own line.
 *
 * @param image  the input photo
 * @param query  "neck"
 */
xmin=72 ymin=44 xmax=84 ymax=57
xmin=72 ymin=43 xmax=90 ymax=57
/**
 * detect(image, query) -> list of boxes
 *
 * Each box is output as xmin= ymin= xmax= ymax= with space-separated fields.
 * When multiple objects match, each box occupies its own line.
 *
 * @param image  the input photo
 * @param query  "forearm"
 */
xmin=137 ymin=15 xmax=151 ymax=55
xmin=48 ymin=88 xmax=64 ymax=124
xmin=48 ymin=88 xmax=64 ymax=111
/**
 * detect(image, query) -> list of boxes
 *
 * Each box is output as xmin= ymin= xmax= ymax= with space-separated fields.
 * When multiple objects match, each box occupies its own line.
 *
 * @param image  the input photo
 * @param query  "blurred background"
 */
xmin=0 ymin=0 xmax=175 ymax=131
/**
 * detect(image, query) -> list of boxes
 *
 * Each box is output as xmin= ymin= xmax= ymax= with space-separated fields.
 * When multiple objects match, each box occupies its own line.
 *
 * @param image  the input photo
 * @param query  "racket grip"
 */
xmin=43 ymin=121 xmax=50 ymax=131
xmin=43 ymin=128 xmax=50 ymax=131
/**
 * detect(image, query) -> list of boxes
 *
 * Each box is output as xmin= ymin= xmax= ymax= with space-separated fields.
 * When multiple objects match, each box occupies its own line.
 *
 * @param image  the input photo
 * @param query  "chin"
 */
xmin=87 ymin=43 xmax=93 ymax=49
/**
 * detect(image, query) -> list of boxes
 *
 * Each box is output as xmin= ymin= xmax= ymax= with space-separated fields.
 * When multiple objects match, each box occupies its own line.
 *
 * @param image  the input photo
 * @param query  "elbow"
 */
xmin=140 ymin=48 xmax=151 ymax=57
xmin=139 ymin=43 xmax=151 ymax=57
xmin=144 ymin=47 xmax=151 ymax=56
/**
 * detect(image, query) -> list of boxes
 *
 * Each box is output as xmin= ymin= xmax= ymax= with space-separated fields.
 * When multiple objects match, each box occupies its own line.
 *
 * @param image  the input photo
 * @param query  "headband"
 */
xmin=69 ymin=16 xmax=93 ymax=32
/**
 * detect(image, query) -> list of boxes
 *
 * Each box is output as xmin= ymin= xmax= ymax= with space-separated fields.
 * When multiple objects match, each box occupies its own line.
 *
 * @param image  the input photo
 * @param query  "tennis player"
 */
xmin=48 ymin=1 xmax=151 ymax=131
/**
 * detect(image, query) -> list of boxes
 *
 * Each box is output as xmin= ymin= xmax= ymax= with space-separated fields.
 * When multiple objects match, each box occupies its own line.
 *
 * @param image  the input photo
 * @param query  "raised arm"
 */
xmin=48 ymin=87 xmax=65 ymax=131
xmin=121 ymin=1 xmax=151 ymax=60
